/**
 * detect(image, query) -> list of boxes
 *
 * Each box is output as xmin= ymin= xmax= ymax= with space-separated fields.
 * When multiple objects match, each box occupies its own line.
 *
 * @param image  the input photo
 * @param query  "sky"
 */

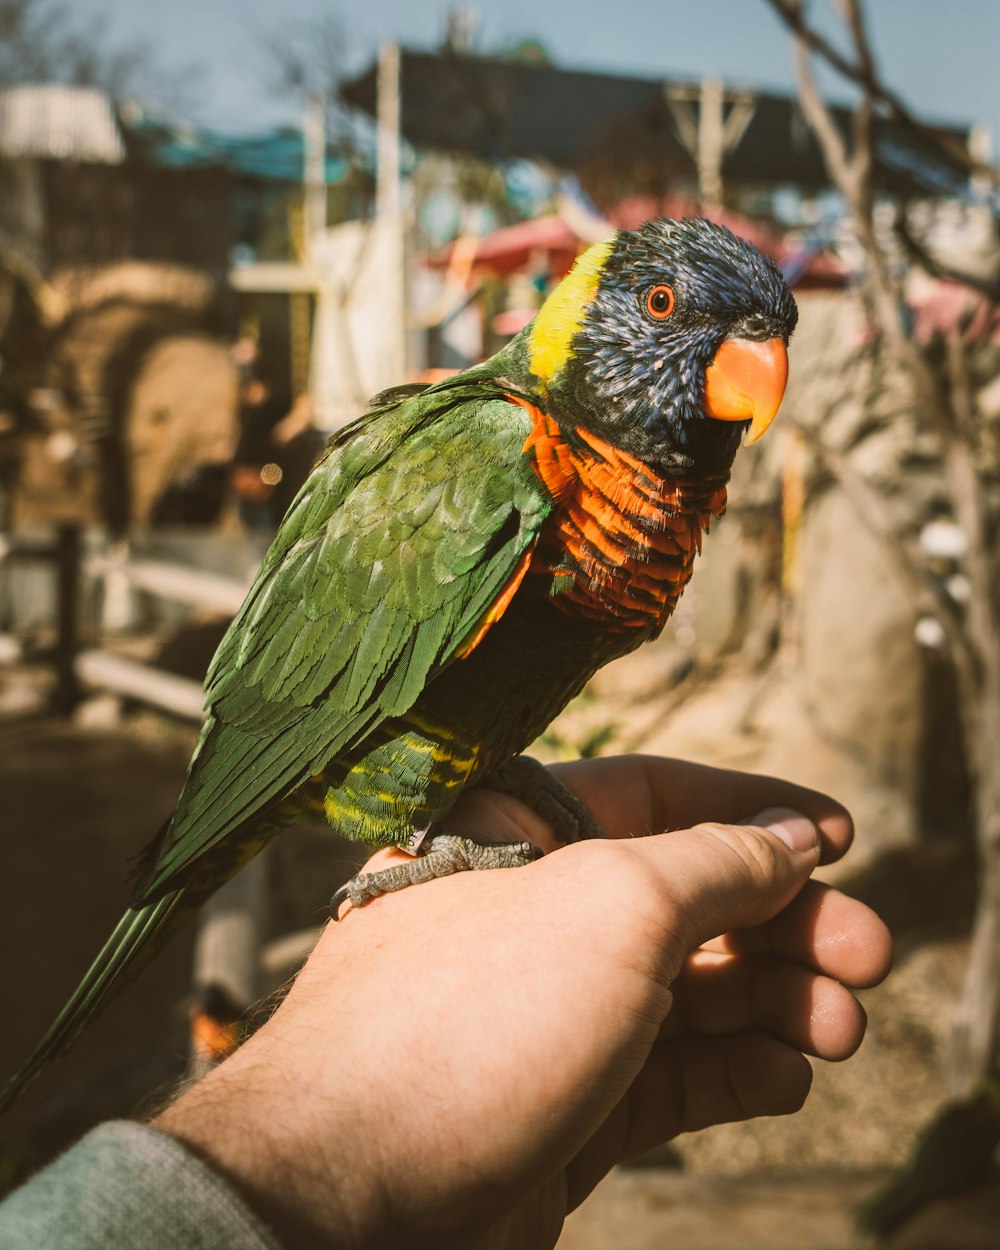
xmin=72 ymin=0 xmax=1000 ymax=152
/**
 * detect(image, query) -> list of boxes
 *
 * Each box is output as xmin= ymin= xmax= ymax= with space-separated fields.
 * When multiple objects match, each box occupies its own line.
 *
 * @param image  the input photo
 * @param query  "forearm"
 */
xmin=153 ymin=1035 xmax=362 ymax=1250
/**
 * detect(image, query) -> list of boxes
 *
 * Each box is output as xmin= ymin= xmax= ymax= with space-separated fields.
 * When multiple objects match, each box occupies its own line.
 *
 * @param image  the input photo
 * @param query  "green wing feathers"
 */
xmin=133 ymin=386 xmax=551 ymax=900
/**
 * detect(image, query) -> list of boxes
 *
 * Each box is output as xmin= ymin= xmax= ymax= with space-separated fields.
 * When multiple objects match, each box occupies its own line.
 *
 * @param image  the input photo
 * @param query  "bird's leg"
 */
xmin=330 ymin=757 xmax=604 ymax=918
xmin=483 ymin=754 xmax=606 ymax=844
xmin=331 ymin=836 xmax=541 ymax=916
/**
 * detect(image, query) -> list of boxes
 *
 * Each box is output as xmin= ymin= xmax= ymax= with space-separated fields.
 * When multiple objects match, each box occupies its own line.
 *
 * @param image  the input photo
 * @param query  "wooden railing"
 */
xmin=0 ymin=524 xmax=250 ymax=722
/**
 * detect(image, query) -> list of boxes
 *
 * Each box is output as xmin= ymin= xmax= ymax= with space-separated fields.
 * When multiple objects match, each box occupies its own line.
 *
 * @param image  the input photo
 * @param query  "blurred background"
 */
xmin=0 ymin=1 xmax=999 ymax=1245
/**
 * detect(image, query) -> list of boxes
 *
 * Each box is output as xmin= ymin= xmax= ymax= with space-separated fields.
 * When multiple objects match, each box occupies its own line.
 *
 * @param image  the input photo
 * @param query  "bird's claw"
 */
xmin=330 ymin=835 xmax=542 ymax=919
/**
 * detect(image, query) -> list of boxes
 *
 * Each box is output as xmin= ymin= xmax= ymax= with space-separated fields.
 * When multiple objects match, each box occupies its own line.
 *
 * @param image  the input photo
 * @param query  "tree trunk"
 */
xmin=947 ymin=679 xmax=1000 ymax=1094
xmin=948 ymin=844 xmax=1000 ymax=1094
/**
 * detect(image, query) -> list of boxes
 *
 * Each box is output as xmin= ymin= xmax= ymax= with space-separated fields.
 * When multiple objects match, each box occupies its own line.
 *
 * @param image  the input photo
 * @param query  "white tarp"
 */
xmin=307 ymin=215 xmax=406 ymax=431
xmin=230 ymin=215 xmax=407 ymax=433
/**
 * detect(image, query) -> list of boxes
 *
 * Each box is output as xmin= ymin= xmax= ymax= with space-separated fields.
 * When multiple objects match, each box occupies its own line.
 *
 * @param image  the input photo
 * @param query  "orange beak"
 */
xmin=703 ymin=336 xmax=789 ymax=444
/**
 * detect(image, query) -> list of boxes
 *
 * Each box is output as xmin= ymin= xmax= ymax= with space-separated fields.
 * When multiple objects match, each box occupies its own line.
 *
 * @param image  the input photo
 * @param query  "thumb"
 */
xmin=636 ymin=807 xmax=820 ymax=959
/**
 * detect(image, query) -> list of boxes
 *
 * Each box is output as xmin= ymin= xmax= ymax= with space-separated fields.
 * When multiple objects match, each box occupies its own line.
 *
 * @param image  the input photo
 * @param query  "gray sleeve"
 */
xmin=0 ymin=1120 xmax=282 ymax=1250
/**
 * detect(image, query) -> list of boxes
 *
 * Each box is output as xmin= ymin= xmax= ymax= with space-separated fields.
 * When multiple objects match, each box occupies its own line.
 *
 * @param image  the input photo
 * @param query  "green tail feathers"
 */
xmin=0 ymin=892 xmax=185 ymax=1115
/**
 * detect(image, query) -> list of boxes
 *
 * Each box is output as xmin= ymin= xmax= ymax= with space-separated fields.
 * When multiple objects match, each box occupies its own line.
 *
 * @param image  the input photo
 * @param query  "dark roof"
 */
xmin=342 ymin=49 xmax=972 ymax=198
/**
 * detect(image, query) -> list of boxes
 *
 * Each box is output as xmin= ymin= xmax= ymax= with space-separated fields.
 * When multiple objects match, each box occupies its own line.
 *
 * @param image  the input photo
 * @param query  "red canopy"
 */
xmin=429 ymin=198 xmax=846 ymax=291
xmin=428 ymin=214 xmax=583 ymax=279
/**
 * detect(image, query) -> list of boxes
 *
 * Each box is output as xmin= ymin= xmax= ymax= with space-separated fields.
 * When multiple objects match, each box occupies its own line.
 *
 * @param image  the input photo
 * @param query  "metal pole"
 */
xmin=304 ymin=92 xmax=327 ymax=252
xmin=188 ymin=855 xmax=266 ymax=1079
xmin=376 ymin=43 xmax=401 ymax=221
xmin=374 ymin=41 xmax=407 ymax=393
xmin=54 ymin=523 xmax=80 ymax=714
xmin=698 ymin=77 xmax=724 ymax=207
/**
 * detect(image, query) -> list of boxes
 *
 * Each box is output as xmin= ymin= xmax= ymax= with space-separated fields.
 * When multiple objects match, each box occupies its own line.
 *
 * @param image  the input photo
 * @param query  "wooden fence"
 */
xmin=1 ymin=522 xmax=248 ymax=724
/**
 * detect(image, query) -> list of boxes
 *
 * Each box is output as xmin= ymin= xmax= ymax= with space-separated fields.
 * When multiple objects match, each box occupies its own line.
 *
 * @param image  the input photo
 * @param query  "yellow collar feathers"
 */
xmin=528 ymin=237 xmax=615 ymax=385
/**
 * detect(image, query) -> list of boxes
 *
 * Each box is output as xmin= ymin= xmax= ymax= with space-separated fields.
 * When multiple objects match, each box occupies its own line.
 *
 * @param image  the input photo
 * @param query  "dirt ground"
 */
xmin=559 ymin=1168 xmax=1000 ymax=1250
xmin=0 ymin=654 xmax=998 ymax=1246
xmin=0 ymin=709 xmax=198 ymax=1179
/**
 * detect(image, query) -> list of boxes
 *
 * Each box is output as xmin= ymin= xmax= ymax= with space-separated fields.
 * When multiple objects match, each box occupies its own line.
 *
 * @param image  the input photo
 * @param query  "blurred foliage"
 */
xmin=0 ymin=0 xmax=199 ymax=109
xmin=502 ymin=39 xmax=551 ymax=66
xmin=256 ymin=9 xmax=364 ymax=155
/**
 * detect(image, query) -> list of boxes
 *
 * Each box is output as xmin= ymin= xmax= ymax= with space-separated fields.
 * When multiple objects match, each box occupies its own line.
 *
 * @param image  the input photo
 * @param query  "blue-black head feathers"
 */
xmin=545 ymin=217 xmax=798 ymax=478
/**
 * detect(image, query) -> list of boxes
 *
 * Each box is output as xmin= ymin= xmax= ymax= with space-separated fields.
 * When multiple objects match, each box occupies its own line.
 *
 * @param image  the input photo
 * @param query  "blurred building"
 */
xmin=344 ymin=47 xmax=987 ymax=376
xmin=0 ymin=85 xmax=231 ymax=281
xmin=342 ymin=48 xmax=977 ymax=214
xmin=0 ymin=85 xmax=374 ymax=534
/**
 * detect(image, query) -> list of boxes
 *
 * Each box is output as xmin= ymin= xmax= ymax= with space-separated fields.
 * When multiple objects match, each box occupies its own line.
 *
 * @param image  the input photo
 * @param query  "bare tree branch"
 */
xmin=764 ymin=0 xmax=993 ymax=178
xmin=892 ymin=208 xmax=1000 ymax=301
xmin=788 ymin=4 xmax=909 ymax=359
xmin=256 ymin=11 xmax=353 ymax=143
xmin=943 ymin=336 xmax=999 ymax=702
xmin=839 ymin=0 xmax=877 ymax=82
xmin=778 ymin=0 xmax=1000 ymax=1092
xmin=0 ymin=0 xmax=199 ymax=110
xmin=841 ymin=0 xmax=876 ymax=215
xmin=793 ymin=38 xmax=852 ymax=190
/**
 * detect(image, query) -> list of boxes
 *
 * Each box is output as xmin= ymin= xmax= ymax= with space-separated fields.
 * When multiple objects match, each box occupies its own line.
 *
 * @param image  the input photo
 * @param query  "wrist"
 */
xmin=152 ymin=1038 xmax=364 ymax=1250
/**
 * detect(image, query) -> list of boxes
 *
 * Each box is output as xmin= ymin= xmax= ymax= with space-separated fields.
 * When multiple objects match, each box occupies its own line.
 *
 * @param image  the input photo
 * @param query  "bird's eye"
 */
xmin=645 ymin=284 xmax=675 ymax=319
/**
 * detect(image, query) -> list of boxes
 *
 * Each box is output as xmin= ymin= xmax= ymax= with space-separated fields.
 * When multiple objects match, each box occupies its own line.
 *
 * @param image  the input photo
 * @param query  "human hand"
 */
xmin=154 ymin=755 xmax=892 ymax=1250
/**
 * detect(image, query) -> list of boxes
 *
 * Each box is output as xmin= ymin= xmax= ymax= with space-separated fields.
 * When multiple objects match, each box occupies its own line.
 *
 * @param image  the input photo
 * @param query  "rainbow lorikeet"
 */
xmin=1 ymin=217 xmax=796 ymax=1111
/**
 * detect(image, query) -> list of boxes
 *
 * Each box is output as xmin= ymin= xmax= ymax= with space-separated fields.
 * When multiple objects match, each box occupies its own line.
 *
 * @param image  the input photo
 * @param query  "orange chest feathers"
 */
xmin=513 ymin=396 xmax=728 ymax=633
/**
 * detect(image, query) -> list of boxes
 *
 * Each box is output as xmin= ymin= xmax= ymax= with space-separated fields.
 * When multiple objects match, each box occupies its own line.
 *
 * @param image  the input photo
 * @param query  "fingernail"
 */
xmin=746 ymin=807 xmax=818 ymax=853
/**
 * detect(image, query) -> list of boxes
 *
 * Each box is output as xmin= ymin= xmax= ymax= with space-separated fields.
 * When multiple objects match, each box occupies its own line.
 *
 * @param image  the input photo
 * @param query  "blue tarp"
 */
xmin=126 ymin=112 xmax=352 ymax=183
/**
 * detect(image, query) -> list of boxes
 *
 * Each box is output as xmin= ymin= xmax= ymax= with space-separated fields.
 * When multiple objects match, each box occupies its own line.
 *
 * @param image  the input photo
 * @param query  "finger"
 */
xmin=536 ymin=810 xmax=822 ymax=998
xmin=352 ymin=811 xmax=825 ymax=1027
xmin=566 ymin=1033 xmax=812 ymax=1209
xmin=704 ymin=880 xmax=893 ymax=989
xmin=664 ymin=950 xmax=868 ymax=1061
xmin=552 ymin=756 xmax=853 ymax=865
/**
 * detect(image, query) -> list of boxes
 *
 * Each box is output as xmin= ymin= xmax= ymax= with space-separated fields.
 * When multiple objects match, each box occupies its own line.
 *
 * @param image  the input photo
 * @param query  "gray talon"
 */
xmin=329 ymin=759 xmax=599 ymax=919
xmin=330 ymin=835 xmax=542 ymax=918
xmin=329 ymin=880 xmax=354 ymax=917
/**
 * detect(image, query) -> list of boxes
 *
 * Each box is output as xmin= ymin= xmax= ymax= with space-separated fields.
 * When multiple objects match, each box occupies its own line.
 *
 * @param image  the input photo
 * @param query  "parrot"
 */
xmin=0 ymin=216 xmax=796 ymax=1113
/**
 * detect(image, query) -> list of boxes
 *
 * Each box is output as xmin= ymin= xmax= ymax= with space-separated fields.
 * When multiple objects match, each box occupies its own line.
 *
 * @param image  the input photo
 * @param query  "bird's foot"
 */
xmin=483 ymin=754 xmax=605 ymax=844
xmin=330 ymin=759 xmax=601 ymax=919
xmin=330 ymin=835 xmax=541 ymax=918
